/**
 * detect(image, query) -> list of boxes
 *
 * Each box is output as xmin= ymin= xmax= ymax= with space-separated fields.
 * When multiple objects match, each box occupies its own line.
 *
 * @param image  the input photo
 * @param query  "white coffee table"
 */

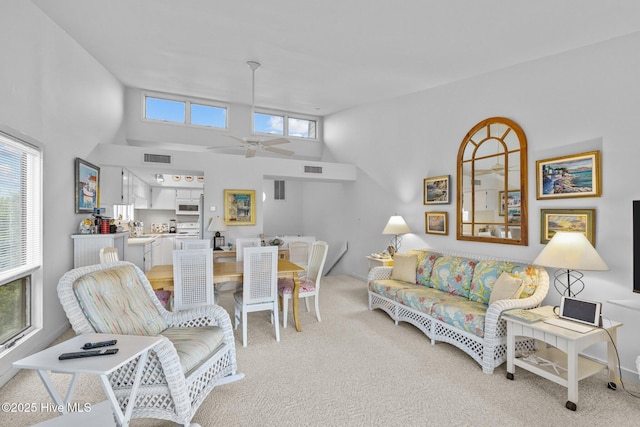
xmin=13 ymin=333 xmax=162 ymax=426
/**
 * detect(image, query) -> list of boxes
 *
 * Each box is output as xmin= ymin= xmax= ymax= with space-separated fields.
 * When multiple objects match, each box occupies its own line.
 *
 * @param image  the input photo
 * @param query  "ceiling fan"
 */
xmin=208 ymin=61 xmax=294 ymax=158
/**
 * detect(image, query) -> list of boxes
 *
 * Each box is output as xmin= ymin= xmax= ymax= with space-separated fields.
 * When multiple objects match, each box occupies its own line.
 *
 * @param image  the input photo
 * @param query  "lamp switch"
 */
xmin=210 ymin=206 xmax=216 ymax=212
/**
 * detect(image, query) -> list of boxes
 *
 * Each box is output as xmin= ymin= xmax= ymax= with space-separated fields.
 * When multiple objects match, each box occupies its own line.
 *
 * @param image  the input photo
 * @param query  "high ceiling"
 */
xmin=33 ymin=0 xmax=640 ymax=116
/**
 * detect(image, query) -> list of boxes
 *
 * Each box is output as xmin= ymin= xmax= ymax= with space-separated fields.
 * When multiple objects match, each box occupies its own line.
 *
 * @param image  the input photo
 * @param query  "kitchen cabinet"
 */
xmin=463 ymin=190 xmax=497 ymax=212
xmin=99 ymin=166 xmax=125 ymax=207
xmin=151 ymin=187 xmax=176 ymax=210
xmin=126 ymin=238 xmax=154 ymax=272
xmin=175 ymin=188 xmax=203 ymax=199
xmin=71 ymin=232 xmax=128 ymax=268
xmin=154 ymin=236 xmax=175 ymax=265
xmin=131 ymin=173 xmax=150 ymax=209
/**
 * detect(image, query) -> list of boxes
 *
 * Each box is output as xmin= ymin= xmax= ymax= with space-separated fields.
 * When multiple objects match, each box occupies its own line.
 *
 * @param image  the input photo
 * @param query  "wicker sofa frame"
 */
xmin=368 ymin=250 xmax=549 ymax=374
xmin=57 ymin=261 xmax=242 ymax=426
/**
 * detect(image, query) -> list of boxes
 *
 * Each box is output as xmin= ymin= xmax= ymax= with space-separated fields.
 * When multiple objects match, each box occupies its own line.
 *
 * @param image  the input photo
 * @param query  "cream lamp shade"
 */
xmin=207 ymin=216 xmax=228 ymax=250
xmin=532 ymin=231 xmax=608 ymax=297
xmin=382 ymin=215 xmax=411 ymax=253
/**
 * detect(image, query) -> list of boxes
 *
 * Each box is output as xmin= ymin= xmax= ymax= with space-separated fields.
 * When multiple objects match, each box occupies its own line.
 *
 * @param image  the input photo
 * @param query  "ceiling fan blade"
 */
xmin=262 ymin=137 xmax=290 ymax=146
xmin=264 ymin=146 xmax=294 ymax=156
xmin=228 ymin=135 xmax=246 ymax=142
xmin=207 ymin=144 xmax=241 ymax=150
xmin=245 ymin=148 xmax=256 ymax=158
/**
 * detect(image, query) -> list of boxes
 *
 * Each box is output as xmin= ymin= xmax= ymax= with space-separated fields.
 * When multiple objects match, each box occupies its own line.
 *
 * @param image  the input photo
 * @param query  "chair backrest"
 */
xmin=288 ymin=241 xmax=310 ymax=269
xmin=173 ymin=248 xmax=214 ymax=311
xmin=306 ymin=241 xmax=329 ymax=285
xmin=242 ymin=246 xmax=278 ymax=305
xmin=99 ymin=246 xmax=119 ymax=263
xmin=182 ymin=239 xmax=212 ymax=249
xmin=235 ymin=238 xmax=261 ymax=261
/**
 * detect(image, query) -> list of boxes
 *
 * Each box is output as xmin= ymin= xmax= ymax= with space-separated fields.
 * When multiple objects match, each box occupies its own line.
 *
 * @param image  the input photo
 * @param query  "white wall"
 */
xmin=322 ymin=33 xmax=640 ymax=376
xmin=0 ymin=1 xmax=125 ymax=384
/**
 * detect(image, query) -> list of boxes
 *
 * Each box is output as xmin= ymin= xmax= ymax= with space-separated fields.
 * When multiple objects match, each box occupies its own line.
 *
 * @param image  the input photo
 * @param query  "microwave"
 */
xmin=176 ymin=198 xmax=200 ymax=215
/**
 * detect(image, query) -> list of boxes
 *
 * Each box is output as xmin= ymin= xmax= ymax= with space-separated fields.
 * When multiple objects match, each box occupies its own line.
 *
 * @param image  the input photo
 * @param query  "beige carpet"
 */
xmin=1 ymin=275 xmax=639 ymax=426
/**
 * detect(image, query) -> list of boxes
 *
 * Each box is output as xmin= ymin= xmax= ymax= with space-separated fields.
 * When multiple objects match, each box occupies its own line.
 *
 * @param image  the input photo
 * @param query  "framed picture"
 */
xmin=75 ymin=158 xmax=100 ymax=213
xmin=224 ymin=189 xmax=256 ymax=225
xmin=498 ymin=190 xmax=521 ymax=216
xmin=540 ymin=209 xmax=595 ymax=246
xmin=425 ymin=211 xmax=448 ymax=235
xmin=536 ymin=151 xmax=601 ymax=199
xmin=424 ymin=175 xmax=450 ymax=204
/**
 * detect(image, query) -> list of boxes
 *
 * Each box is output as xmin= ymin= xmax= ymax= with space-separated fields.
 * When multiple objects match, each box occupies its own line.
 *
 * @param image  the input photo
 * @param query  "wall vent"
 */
xmin=274 ymin=180 xmax=285 ymax=200
xmin=143 ymin=153 xmax=172 ymax=164
xmin=474 ymin=179 xmax=482 ymax=186
xmin=304 ymin=165 xmax=323 ymax=174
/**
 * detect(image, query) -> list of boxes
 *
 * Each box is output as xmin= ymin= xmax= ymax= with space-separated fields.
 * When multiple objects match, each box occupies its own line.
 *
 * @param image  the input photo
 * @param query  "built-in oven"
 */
xmin=176 ymin=198 xmax=200 ymax=215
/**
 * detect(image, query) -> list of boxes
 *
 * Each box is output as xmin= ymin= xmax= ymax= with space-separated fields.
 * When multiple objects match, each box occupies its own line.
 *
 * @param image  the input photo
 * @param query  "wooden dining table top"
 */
xmin=145 ymin=259 xmax=306 ymax=331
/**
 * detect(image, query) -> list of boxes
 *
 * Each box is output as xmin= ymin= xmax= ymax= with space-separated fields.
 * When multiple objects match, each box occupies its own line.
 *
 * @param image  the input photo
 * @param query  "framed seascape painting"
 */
xmin=536 ymin=151 xmax=601 ymax=199
xmin=499 ymin=190 xmax=521 ymax=217
xmin=540 ymin=208 xmax=595 ymax=246
xmin=425 ymin=211 xmax=448 ymax=235
xmin=424 ymin=175 xmax=450 ymax=205
xmin=224 ymin=189 xmax=256 ymax=225
xmin=75 ymin=158 xmax=100 ymax=213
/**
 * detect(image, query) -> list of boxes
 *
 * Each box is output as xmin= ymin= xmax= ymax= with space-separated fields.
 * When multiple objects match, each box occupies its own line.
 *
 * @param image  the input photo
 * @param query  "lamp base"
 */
xmin=553 ymin=268 xmax=585 ymax=297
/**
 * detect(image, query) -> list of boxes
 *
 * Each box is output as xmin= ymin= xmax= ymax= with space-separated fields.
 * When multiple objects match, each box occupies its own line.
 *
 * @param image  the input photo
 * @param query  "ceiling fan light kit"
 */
xmin=207 ymin=60 xmax=294 ymax=158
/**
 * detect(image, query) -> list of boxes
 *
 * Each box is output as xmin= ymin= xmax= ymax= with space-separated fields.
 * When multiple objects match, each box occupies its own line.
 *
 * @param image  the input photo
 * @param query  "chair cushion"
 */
xmin=368 ymin=280 xmax=423 ymax=300
xmin=488 ymin=272 xmax=525 ymax=305
xmin=469 ymin=260 xmax=541 ymax=305
xmin=395 ymin=286 xmax=450 ymax=314
xmin=278 ymin=278 xmax=316 ymax=294
xmin=431 ymin=297 xmax=488 ymax=337
xmin=73 ymin=265 xmax=167 ymax=335
xmin=429 ymin=256 xmax=475 ymax=298
xmin=160 ymin=326 xmax=225 ymax=374
xmin=413 ymin=250 xmax=441 ymax=287
xmin=390 ymin=253 xmax=418 ymax=283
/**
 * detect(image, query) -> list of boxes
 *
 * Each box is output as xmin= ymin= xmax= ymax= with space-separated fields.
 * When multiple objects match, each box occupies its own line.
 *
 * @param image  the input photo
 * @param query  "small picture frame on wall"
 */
xmin=540 ymin=208 xmax=595 ymax=246
xmin=536 ymin=151 xmax=601 ymax=199
xmin=425 ymin=211 xmax=448 ymax=235
xmin=498 ymin=190 xmax=521 ymax=216
xmin=424 ymin=175 xmax=450 ymax=205
xmin=75 ymin=158 xmax=100 ymax=213
xmin=224 ymin=189 xmax=256 ymax=225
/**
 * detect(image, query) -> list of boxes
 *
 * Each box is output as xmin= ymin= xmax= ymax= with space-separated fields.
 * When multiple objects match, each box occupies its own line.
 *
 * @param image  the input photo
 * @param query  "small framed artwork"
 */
xmin=425 ymin=211 xmax=448 ymax=235
xmin=224 ymin=189 xmax=256 ymax=225
xmin=75 ymin=158 xmax=100 ymax=213
xmin=424 ymin=175 xmax=450 ymax=204
xmin=536 ymin=150 xmax=601 ymax=199
xmin=498 ymin=190 xmax=521 ymax=216
xmin=540 ymin=208 xmax=595 ymax=246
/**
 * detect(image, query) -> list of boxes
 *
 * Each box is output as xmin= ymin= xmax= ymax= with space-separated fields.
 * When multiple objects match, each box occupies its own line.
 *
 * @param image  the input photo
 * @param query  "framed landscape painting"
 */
xmin=499 ymin=190 xmax=520 ymax=216
xmin=75 ymin=158 xmax=100 ymax=213
xmin=424 ymin=175 xmax=450 ymax=205
xmin=224 ymin=189 xmax=256 ymax=225
xmin=540 ymin=208 xmax=595 ymax=246
xmin=536 ymin=151 xmax=601 ymax=199
xmin=425 ymin=211 xmax=448 ymax=235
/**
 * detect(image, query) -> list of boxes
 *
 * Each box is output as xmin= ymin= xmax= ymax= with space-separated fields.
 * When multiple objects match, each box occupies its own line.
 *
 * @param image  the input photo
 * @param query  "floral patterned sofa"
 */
xmin=368 ymin=249 xmax=549 ymax=374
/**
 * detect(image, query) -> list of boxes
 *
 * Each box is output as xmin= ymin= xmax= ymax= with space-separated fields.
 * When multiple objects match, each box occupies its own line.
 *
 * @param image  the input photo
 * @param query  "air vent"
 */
xmin=143 ymin=153 xmax=172 ymax=164
xmin=304 ymin=165 xmax=323 ymax=174
xmin=274 ymin=180 xmax=285 ymax=200
xmin=474 ymin=179 xmax=482 ymax=186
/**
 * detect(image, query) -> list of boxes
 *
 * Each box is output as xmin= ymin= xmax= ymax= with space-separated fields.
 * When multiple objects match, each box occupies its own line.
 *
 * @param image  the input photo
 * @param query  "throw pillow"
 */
xmin=489 ymin=272 xmax=525 ymax=305
xmin=390 ymin=253 xmax=418 ymax=283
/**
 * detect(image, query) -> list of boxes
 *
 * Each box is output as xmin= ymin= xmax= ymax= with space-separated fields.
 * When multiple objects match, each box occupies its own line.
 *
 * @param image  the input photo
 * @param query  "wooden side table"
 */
xmin=505 ymin=309 xmax=622 ymax=411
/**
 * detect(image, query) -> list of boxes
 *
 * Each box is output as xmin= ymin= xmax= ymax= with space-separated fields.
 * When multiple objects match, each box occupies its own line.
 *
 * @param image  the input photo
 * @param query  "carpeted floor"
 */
xmin=1 ymin=275 xmax=639 ymax=426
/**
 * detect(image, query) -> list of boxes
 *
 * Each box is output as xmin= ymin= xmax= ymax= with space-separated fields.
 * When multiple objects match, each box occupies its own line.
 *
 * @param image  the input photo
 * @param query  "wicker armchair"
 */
xmin=57 ymin=261 xmax=242 ymax=426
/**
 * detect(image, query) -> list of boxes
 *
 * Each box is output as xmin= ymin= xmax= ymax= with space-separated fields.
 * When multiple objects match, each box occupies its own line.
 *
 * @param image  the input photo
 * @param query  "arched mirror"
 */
xmin=456 ymin=117 xmax=528 ymax=245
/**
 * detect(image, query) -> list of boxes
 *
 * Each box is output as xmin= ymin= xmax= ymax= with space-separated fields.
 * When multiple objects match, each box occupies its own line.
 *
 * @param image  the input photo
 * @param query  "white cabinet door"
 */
xmin=151 ymin=188 xmax=176 ymax=210
xmin=157 ymin=236 xmax=175 ymax=265
xmin=100 ymin=166 xmax=124 ymax=207
xmin=176 ymin=188 xmax=203 ymax=199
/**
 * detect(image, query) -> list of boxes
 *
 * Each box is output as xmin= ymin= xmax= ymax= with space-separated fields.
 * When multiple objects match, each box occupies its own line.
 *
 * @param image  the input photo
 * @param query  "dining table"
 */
xmin=145 ymin=259 xmax=306 ymax=332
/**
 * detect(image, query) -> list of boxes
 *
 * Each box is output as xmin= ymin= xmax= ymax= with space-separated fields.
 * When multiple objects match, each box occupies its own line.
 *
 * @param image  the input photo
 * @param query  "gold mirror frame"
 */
xmin=456 ymin=117 xmax=528 ymax=245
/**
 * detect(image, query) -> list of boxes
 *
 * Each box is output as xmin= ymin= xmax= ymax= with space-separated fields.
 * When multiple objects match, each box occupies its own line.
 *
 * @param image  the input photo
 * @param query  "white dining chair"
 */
xmin=172 ymin=248 xmax=215 ymax=311
xmin=99 ymin=246 xmax=119 ymax=264
xmin=182 ymin=239 xmax=212 ymax=249
xmin=235 ymin=238 xmax=261 ymax=261
xmin=233 ymin=246 xmax=279 ymax=347
xmin=279 ymin=241 xmax=328 ymax=328
xmin=288 ymin=241 xmax=310 ymax=274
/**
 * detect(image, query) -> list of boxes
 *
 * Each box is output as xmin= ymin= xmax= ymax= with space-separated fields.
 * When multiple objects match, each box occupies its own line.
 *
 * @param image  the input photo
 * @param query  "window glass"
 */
xmin=191 ymin=103 xmax=226 ymax=128
xmin=288 ymin=117 xmax=317 ymax=139
xmin=254 ymin=113 xmax=284 ymax=135
xmin=145 ymin=97 xmax=186 ymax=123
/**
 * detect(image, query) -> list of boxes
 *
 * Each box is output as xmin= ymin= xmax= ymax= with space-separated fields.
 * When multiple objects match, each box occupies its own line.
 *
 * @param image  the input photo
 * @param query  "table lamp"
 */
xmin=207 ymin=216 xmax=228 ymax=250
xmin=532 ymin=231 xmax=609 ymax=297
xmin=382 ymin=215 xmax=411 ymax=253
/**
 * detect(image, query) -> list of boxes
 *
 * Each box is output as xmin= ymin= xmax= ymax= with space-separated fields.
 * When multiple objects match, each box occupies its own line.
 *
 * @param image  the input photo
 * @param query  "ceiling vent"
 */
xmin=474 ymin=179 xmax=482 ymax=186
xmin=304 ymin=165 xmax=323 ymax=174
xmin=143 ymin=153 xmax=172 ymax=164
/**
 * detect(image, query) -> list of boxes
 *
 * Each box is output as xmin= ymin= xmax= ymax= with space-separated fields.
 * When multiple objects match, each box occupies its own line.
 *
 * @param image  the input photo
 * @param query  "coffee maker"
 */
xmin=169 ymin=219 xmax=177 ymax=233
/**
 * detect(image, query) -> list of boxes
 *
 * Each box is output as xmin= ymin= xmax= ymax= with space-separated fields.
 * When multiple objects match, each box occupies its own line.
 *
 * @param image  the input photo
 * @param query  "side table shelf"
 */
xmin=505 ymin=311 xmax=622 ymax=411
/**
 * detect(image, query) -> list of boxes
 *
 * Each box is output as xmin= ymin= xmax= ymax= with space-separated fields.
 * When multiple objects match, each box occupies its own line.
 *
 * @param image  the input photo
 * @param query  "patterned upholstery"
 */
xmin=431 ymin=297 xmax=488 ymax=337
xmin=469 ymin=261 xmax=541 ymax=305
xmin=160 ymin=326 xmax=225 ymax=374
xmin=368 ymin=279 xmax=423 ymax=300
xmin=429 ymin=256 xmax=476 ymax=298
xmin=278 ymin=277 xmax=316 ymax=294
xmin=414 ymin=250 xmax=441 ymax=287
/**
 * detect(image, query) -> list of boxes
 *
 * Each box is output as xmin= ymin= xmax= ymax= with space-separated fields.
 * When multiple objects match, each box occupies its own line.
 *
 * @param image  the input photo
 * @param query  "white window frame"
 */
xmin=0 ymin=130 xmax=43 ymax=357
xmin=142 ymin=91 xmax=229 ymax=130
xmin=254 ymin=108 xmax=321 ymax=141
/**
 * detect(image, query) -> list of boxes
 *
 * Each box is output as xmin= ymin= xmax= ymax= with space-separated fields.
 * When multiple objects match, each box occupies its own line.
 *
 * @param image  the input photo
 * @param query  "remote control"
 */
xmin=82 ymin=339 xmax=117 ymax=349
xmin=59 ymin=348 xmax=119 ymax=360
